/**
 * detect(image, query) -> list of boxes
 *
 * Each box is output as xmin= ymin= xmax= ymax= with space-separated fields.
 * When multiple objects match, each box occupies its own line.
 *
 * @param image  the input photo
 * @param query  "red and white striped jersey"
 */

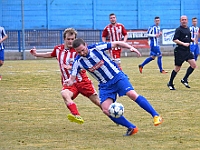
xmin=51 ymin=44 xmax=88 ymax=84
xmin=102 ymin=23 xmax=127 ymax=50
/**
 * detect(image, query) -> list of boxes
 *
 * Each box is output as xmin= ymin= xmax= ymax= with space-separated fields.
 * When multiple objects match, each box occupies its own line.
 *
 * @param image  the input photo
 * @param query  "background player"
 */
xmin=190 ymin=17 xmax=199 ymax=61
xmin=0 ymin=26 xmax=8 ymax=80
xmin=30 ymin=28 xmax=101 ymax=124
xmin=65 ymin=38 xmax=163 ymax=136
xmin=102 ymin=13 xmax=128 ymax=70
xmin=138 ymin=16 xmax=167 ymax=74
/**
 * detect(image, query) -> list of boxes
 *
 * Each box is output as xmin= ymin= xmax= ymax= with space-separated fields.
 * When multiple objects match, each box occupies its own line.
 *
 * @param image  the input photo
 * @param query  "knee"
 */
xmin=0 ymin=61 xmax=4 ymax=66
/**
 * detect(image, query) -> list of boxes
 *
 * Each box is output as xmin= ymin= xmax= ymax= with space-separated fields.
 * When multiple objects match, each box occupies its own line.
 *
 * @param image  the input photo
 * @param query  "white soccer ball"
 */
xmin=108 ymin=102 xmax=124 ymax=118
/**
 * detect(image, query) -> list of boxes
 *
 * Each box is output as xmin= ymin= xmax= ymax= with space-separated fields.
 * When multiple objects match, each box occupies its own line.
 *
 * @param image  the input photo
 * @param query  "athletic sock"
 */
xmin=109 ymin=116 xmax=136 ymax=128
xmin=157 ymin=56 xmax=163 ymax=72
xmin=183 ymin=66 xmax=194 ymax=81
xmin=169 ymin=70 xmax=177 ymax=85
xmin=141 ymin=57 xmax=154 ymax=67
xmin=67 ymin=102 xmax=80 ymax=115
xmin=135 ymin=95 xmax=159 ymax=117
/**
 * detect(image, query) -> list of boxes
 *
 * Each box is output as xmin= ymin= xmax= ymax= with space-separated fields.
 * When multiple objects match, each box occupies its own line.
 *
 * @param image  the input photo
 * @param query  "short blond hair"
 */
xmin=63 ymin=28 xmax=77 ymax=39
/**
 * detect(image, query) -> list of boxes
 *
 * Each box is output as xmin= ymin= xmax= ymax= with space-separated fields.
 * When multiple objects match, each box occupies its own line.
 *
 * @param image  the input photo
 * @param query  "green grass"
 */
xmin=0 ymin=56 xmax=200 ymax=150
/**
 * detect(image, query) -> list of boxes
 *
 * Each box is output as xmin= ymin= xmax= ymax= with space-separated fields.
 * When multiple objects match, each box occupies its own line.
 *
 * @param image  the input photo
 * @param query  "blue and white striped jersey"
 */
xmin=147 ymin=25 xmax=161 ymax=47
xmin=71 ymin=42 xmax=120 ymax=84
xmin=190 ymin=25 xmax=199 ymax=45
xmin=0 ymin=26 xmax=7 ymax=50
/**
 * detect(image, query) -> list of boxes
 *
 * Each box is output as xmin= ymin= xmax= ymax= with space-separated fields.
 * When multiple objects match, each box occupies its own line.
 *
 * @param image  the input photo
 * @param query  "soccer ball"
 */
xmin=108 ymin=102 xmax=124 ymax=118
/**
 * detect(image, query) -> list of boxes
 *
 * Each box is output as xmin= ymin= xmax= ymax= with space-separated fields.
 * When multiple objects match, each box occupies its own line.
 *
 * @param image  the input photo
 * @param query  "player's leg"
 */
xmin=156 ymin=47 xmax=167 ymax=74
xmin=181 ymin=56 xmax=196 ymax=88
xmin=61 ymin=85 xmax=84 ymax=124
xmin=112 ymin=50 xmax=122 ymax=70
xmin=194 ymin=45 xmax=199 ymax=61
xmin=138 ymin=48 xmax=155 ymax=73
xmin=117 ymin=76 xmax=163 ymax=126
xmin=0 ymin=49 xmax=5 ymax=80
xmin=101 ymin=98 xmax=138 ymax=136
xmin=167 ymin=49 xmax=183 ymax=90
xmin=100 ymin=86 xmax=138 ymax=136
xmin=78 ymin=79 xmax=101 ymax=108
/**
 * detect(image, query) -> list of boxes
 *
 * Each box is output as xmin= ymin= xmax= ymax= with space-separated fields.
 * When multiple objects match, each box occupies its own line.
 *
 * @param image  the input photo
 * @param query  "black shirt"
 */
xmin=173 ymin=26 xmax=192 ymax=51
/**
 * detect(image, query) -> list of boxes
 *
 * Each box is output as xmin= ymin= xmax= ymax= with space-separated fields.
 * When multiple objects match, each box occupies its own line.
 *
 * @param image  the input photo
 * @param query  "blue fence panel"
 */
xmin=4 ymin=30 xmax=102 ymax=51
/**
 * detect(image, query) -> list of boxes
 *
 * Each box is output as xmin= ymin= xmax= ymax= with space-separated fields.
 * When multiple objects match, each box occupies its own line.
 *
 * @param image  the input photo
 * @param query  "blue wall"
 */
xmin=1 ymin=0 xmax=200 ymax=30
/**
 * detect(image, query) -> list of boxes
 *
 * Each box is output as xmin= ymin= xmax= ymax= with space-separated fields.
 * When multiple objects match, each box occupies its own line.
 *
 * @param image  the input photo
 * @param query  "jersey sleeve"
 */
xmin=51 ymin=46 xmax=57 ymax=57
xmin=102 ymin=26 xmax=108 ymax=37
xmin=173 ymin=28 xmax=180 ymax=41
xmin=121 ymin=25 xmax=127 ymax=36
xmin=2 ymin=27 xmax=7 ymax=36
xmin=147 ymin=26 xmax=156 ymax=37
xmin=71 ymin=59 xmax=81 ymax=77
xmin=95 ymin=42 xmax=112 ymax=51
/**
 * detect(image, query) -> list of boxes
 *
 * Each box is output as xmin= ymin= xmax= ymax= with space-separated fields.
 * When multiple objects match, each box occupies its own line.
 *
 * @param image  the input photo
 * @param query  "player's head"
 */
xmin=192 ymin=17 xmax=197 ymax=26
xmin=154 ymin=16 xmax=160 ymax=26
xmin=72 ymin=38 xmax=88 ymax=57
xmin=109 ymin=13 xmax=117 ymax=25
xmin=63 ymin=28 xmax=77 ymax=48
xmin=180 ymin=15 xmax=188 ymax=27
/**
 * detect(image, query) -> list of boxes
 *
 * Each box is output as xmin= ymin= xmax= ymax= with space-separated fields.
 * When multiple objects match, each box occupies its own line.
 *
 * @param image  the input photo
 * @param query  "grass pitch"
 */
xmin=0 ymin=56 xmax=200 ymax=150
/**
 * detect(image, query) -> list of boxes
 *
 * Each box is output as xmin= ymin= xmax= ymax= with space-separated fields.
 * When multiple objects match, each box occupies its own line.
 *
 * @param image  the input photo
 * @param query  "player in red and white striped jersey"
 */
xmin=102 ymin=13 xmax=128 ymax=70
xmin=30 ymin=28 xmax=101 ymax=124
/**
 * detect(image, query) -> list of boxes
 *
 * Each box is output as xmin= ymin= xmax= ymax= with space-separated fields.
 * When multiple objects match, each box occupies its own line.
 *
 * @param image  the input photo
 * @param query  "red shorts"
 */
xmin=62 ymin=78 xmax=97 ymax=100
xmin=109 ymin=49 xmax=122 ymax=59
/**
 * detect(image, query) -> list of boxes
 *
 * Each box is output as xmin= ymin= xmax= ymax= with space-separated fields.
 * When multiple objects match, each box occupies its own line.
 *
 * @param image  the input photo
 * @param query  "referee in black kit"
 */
xmin=167 ymin=15 xmax=197 ymax=90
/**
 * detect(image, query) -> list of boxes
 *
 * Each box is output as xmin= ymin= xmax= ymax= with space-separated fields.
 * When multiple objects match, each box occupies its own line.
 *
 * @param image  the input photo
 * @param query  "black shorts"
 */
xmin=174 ymin=47 xmax=194 ymax=66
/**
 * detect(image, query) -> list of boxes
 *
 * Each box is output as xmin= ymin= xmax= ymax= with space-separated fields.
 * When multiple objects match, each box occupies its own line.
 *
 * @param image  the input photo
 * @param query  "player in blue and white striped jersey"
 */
xmin=0 ymin=26 xmax=8 ymax=80
xmin=64 ymin=38 xmax=163 ymax=136
xmin=138 ymin=16 xmax=167 ymax=74
xmin=190 ymin=17 xmax=199 ymax=61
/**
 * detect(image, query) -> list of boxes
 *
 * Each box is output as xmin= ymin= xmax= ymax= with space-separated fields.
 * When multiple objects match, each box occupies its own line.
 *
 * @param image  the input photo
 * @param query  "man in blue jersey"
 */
xmin=138 ymin=16 xmax=167 ymax=74
xmin=64 ymin=38 xmax=163 ymax=136
xmin=0 ymin=26 xmax=8 ymax=80
xmin=190 ymin=17 xmax=199 ymax=61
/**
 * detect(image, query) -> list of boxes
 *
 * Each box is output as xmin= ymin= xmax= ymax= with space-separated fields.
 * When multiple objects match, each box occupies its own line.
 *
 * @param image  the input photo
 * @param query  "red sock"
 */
xmin=67 ymin=103 xmax=80 ymax=115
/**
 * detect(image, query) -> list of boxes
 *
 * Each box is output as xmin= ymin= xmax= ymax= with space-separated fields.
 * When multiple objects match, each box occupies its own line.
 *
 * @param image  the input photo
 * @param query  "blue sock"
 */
xmin=157 ymin=56 xmax=163 ymax=72
xmin=141 ymin=57 xmax=154 ymax=67
xmin=135 ymin=95 xmax=159 ymax=117
xmin=109 ymin=116 xmax=136 ymax=128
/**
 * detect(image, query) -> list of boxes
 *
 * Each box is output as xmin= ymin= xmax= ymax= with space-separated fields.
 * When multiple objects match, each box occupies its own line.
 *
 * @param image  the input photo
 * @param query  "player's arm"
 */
xmin=111 ymin=41 xmax=141 ymax=57
xmin=102 ymin=27 xmax=108 ymax=42
xmin=147 ymin=26 xmax=159 ymax=37
xmin=30 ymin=48 xmax=53 ymax=58
xmin=63 ymin=75 xmax=76 ymax=86
xmin=122 ymin=25 xmax=128 ymax=42
xmin=0 ymin=32 xmax=8 ymax=43
xmin=173 ymin=29 xmax=190 ymax=47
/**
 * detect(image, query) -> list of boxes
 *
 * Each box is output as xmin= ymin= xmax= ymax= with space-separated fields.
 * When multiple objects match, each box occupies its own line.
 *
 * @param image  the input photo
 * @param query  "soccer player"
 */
xmin=102 ymin=13 xmax=128 ymax=70
xmin=167 ymin=15 xmax=197 ymax=90
xmin=189 ymin=17 xmax=199 ymax=61
xmin=30 ymin=28 xmax=101 ymax=124
xmin=138 ymin=17 xmax=167 ymax=74
xmin=64 ymin=38 xmax=163 ymax=136
xmin=0 ymin=26 xmax=8 ymax=80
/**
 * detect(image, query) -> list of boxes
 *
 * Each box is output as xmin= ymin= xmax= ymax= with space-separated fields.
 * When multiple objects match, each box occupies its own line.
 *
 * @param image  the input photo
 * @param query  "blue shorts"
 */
xmin=150 ymin=46 xmax=162 ymax=56
xmin=190 ymin=45 xmax=199 ymax=55
xmin=98 ymin=72 xmax=134 ymax=104
xmin=0 ymin=49 xmax=4 ymax=61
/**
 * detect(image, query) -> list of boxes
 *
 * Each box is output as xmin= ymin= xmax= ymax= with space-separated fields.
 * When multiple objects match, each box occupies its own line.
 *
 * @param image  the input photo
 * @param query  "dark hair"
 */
xmin=72 ymin=38 xmax=85 ymax=48
xmin=192 ymin=17 xmax=197 ymax=20
xmin=154 ymin=16 xmax=160 ymax=20
xmin=109 ymin=13 xmax=115 ymax=17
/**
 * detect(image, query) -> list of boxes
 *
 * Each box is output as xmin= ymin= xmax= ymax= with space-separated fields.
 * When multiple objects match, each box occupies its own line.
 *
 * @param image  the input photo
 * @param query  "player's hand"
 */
xmin=63 ymin=79 xmax=74 ymax=86
xmin=182 ymin=43 xmax=190 ymax=47
xmin=30 ymin=47 xmax=37 ymax=56
xmin=130 ymin=47 xmax=141 ymax=57
xmin=63 ymin=64 xmax=72 ymax=70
